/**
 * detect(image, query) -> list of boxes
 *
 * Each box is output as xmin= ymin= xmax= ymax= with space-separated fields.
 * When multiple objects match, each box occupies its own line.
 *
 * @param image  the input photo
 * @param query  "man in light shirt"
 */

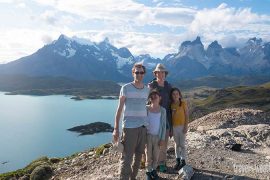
xmin=113 ymin=63 xmax=149 ymax=180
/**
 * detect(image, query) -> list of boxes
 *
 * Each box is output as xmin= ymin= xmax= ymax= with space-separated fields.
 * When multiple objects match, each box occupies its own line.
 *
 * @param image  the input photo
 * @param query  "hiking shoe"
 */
xmin=179 ymin=159 xmax=186 ymax=170
xmin=174 ymin=158 xmax=181 ymax=170
xmin=151 ymin=170 xmax=159 ymax=180
xmin=159 ymin=164 xmax=167 ymax=172
xmin=146 ymin=172 xmax=153 ymax=180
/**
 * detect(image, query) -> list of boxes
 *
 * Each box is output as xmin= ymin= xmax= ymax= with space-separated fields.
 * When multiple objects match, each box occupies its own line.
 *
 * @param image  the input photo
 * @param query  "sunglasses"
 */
xmin=134 ymin=71 xmax=145 ymax=75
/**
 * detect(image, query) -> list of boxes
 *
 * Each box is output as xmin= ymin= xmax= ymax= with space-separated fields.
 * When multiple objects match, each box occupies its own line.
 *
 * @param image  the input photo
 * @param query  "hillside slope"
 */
xmin=190 ymin=83 xmax=270 ymax=120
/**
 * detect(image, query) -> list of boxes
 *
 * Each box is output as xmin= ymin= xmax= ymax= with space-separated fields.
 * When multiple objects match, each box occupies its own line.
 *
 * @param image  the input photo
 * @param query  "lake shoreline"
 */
xmin=3 ymin=91 xmax=118 ymax=100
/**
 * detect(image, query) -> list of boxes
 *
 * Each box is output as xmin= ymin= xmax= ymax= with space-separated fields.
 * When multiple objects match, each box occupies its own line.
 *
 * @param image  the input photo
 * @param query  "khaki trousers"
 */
xmin=119 ymin=126 xmax=147 ymax=180
xmin=146 ymin=134 xmax=160 ymax=172
xmin=158 ymin=130 xmax=169 ymax=165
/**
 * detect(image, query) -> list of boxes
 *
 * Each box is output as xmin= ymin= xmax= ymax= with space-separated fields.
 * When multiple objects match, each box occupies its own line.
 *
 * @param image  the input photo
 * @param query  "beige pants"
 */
xmin=119 ymin=126 xmax=147 ymax=180
xmin=173 ymin=126 xmax=186 ymax=160
xmin=146 ymin=134 xmax=160 ymax=172
xmin=158 ymin=130 xmax=169 ymax=165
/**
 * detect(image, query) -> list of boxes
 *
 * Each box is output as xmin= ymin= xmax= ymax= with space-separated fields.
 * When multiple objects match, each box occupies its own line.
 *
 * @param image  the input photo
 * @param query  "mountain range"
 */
xmin=0 ymin=35 xmax=270 ymax=83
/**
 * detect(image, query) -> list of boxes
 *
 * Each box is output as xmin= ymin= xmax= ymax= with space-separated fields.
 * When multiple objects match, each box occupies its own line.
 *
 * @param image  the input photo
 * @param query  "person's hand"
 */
xmin=112 ymin=128 xmax=119 ymax=143
xmin=159 ymin=140 xmax=165 ymax=147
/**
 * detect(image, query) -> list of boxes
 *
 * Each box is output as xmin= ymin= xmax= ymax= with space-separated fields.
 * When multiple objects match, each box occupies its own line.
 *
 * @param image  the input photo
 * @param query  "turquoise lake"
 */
xmin=0 ymin=92 xmax=118 ymax=174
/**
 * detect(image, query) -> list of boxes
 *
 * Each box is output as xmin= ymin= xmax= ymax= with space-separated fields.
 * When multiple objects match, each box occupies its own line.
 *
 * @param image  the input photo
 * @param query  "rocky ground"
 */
xmin=10 ymin=108 xmax=269 ymax=180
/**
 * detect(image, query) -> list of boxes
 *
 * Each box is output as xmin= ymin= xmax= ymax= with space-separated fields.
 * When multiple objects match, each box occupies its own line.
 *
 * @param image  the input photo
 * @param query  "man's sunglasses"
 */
xmin=134 ymin=71 xmax=145 ymax=75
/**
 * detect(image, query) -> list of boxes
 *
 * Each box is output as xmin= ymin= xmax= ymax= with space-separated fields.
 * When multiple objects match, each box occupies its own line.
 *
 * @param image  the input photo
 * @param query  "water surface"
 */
xmin=0 ymin=92 xmax=118 ymax=173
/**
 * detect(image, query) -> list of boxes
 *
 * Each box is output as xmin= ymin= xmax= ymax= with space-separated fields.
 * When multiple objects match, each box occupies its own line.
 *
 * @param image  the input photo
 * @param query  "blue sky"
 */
xmin=0 ymin=0 xmax=270 ymax=63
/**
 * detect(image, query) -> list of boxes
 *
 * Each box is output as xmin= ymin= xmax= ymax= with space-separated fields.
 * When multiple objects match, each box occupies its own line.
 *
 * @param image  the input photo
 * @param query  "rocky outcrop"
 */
xmin=189 ymin=108 xmax=269 ymax=131
xmin=67 ymin=122 xmax=114 ymax=136
xmin=189 ymin=108 xmax=270 ymax=150
xmin=30 ymin=165 xmax=53 ymax=180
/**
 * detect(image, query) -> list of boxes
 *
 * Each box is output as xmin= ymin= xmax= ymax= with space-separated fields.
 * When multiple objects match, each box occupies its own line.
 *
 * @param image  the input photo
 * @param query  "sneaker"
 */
xmin=174 ymin=158 xmax=181 ymax=170
xmin=146 ymin=172 xmax=153 ymax=180
xmin=151 ymin=170 xmax=159 ymax=180
xmin=159 ymin=164 xmax=167 ymax=172
xmin=179 ymin=159 xmax=186 ymax=170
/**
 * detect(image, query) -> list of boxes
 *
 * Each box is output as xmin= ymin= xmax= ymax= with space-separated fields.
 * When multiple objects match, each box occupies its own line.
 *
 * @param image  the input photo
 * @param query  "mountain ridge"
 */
xmin=0 ymin=35 xmax=270 ymax=83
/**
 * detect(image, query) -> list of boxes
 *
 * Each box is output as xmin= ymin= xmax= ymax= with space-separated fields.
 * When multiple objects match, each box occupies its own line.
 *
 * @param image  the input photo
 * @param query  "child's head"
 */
xmin=170 ymin=88 xmax=182 ymax=103
xmin=148 ymin=89 xmax=161 ymax=105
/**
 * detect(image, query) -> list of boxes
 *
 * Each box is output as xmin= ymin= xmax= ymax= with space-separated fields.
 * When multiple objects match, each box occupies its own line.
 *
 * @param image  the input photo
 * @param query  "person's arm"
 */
xmin=159 ymin=108 xmax=167 ymax=147
xmin=167 ymin=82 xmax=173 ymax=137
xmin=112 ymin=95 xmax=125 ymax=142
xmin=183 ymin=102 xmax=189 ymax=134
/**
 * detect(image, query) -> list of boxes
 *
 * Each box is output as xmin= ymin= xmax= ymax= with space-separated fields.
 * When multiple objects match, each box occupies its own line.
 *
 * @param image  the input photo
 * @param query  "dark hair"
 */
xmin=147 ymin=89 xmax=161 ymax=105
xmin=132 ymin=63 xmax=146 ymax=74
xmin=170 ymin=87 xmax=182 ymax=106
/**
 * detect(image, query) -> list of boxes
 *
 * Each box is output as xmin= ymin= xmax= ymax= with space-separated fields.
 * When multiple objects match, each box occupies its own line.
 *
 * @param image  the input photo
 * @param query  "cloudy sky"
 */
xmin=0 ymin=0 xmax=270 ymax=63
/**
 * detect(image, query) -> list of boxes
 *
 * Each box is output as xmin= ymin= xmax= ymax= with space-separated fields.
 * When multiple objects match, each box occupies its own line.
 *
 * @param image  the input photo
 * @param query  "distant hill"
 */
xmin=176 ymin=75 xmax=270 ymax=90
xmin=0 ymin=75 xmax=120 ymax=97
xmin=190 ymin=82 xmax=270 ymax=120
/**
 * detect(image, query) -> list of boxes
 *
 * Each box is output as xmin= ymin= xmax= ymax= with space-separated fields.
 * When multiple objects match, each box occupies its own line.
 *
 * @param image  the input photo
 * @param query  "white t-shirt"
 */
xmin=147 ymin=111 xmax=161 ymax=135
xmin=120 ymin=82 xmax=149 ymax=128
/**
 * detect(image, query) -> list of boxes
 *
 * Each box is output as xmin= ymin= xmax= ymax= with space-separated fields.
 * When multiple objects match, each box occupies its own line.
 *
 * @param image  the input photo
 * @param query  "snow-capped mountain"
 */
xmin=164 ymin=36 xmax=270 ymax=80
xmin=0 ymin=35 xmax=270 ymax=82
xmin=0 ymin=35 xmax=135 ymax=81
xmin=134 ymin=54 xmax=162 ymax=69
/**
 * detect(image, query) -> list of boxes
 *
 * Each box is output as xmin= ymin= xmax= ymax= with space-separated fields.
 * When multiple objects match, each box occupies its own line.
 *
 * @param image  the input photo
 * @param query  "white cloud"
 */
xmin=0 ymin=0 xmax=13 ymax=3
xmin=16 ymin=2 xmax=26 ymax=8
xmin=40 ymin=10 xmax=58 ymax=25
xmin=219 ymin=35 xmax=246 ymax=48
xmin=33 ymin=0 xmax=196 ymax=28
xmin=41 ymin=35 xmax=53 ymax=44
xmin=190 ymin=3 xmax=269 ymax=33
xmin=0 ymin=28 xmax=63 ymax=62
xmin=74 ymin=30 xmax=184 ymax=58
xmin=189 ymin=3 xmax=270 ymax=47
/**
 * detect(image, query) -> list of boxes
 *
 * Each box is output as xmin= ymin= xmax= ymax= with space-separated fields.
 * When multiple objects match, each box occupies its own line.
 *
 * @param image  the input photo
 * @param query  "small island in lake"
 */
xmin=67 ymin=122 xmax=114 ymax=136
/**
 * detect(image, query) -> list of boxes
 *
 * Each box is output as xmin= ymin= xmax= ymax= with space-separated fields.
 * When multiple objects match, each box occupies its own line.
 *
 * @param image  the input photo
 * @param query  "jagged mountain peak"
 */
xmin=177 ymin=36 xmax=205 ymax=66
xmin=192 ymin=36 xmax=203 ymax=45
xmin=58 ymin=34 xmax=70 ymax=41
xmin=247 ymin=37 xmax=262 ymax=46
xmin=208 ymin=40 xmax=222 ymax=49
xmin=117 ymin=47 xmax=133 ymax=58
xmin=53 ymin=34 xmax=72 ymax=45
xmin=206 ymin=41 xmax=223 ymax=57
xmin=97 ymin=37 xmax=116 ymax=51
xmin=100 ymin=37 xmax=110 ymax=44
xmin=179 ymin=36 xmax=203 ymax=51
xmin=134 ymin=54 xmax=161 ymax=70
